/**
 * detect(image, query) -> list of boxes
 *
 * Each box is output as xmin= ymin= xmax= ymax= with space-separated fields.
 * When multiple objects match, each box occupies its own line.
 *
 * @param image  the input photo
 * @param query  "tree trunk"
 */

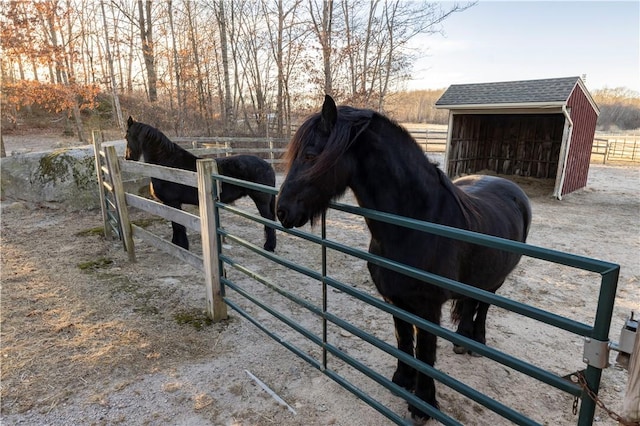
xmin=185 ymin=1 xmax=211 ymax=133
xmin=137 ymin=0 xmax=157 ymax=102
xmin=309 ymin=0 xmax=333 ymax=96
xmin=167 ymin=0 xmax=184 ymax=132
xmin=100 ymin=0 xmax=124 ymax=130
xmin=217 ymin=1 xmax=234 ymax=135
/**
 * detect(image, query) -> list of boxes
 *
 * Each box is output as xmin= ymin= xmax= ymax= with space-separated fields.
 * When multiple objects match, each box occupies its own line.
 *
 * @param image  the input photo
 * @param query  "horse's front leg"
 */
xmin=165 ymin=201 xmax=189 ymax=250
xmin=410 ymin=306 xmax=442 ymax=421
xmin=171 ymin=221 xmax=189 ymax=250
xmin=454 ymin=297 xmax=492 ymax=356
xmin=391 ymin=314 xmax=416 ymax=391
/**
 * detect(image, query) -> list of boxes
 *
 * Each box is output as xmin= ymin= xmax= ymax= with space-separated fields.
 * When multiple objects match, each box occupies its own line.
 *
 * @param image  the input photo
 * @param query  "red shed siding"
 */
xmin=561 ymin=86 xmax=598 ymax=196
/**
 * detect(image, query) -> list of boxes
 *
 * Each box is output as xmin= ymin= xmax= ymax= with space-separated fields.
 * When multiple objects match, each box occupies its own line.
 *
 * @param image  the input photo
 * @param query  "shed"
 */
xmin=435 ymin=76 xmax=599 ymax=199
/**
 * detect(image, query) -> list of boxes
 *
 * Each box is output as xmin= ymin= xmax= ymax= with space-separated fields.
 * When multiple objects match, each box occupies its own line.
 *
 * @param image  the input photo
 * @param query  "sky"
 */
xmin=407 ymin=1 xmax=640 ymax=93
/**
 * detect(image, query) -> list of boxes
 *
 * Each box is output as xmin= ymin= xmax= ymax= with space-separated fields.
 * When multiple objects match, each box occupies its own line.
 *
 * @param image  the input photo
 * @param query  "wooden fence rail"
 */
xmin=405 ymin=128 xmax=448 ymax=153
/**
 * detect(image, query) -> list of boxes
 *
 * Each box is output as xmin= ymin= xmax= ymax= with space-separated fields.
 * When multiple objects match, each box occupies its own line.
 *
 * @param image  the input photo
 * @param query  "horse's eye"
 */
xmin=303 ymin=152 xmax=316 ymax=161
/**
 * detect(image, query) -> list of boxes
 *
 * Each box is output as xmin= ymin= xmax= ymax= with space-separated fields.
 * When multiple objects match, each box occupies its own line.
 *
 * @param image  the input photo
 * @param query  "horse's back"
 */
xmin=216 ymin=155 xmax=275 ymax=186
xmin=454 ymin=174 xmax=531 ymax=241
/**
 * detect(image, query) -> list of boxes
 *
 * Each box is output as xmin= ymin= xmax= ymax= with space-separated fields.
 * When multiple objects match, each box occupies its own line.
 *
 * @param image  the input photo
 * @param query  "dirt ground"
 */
xmin=1 ymin=134 xmax=639 ymax=425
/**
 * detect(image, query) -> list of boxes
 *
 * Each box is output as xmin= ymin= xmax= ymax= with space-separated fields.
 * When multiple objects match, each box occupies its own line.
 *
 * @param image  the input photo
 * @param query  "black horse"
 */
xmin=125 ymin=117 xmax=277 ymax=252
xmin=276 ymin=95 xmax=531 ymax=420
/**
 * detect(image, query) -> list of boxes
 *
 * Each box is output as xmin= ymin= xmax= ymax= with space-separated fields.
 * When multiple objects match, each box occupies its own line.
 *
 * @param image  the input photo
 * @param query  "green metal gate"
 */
xmin=209 ymin=173 xmax=620 ymax=426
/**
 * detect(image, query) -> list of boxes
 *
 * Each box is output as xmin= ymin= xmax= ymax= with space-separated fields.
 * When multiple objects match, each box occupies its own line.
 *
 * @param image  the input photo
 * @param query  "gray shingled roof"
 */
xmin=435 ymin=76 xmax=581 ymax=107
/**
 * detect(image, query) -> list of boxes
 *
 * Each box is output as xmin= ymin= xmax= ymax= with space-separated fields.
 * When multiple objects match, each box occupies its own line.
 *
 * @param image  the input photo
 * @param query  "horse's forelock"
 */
xmin=284 ymin=113 xmax=320 ymax=171
xmin=309 ymin=107 xmax=373 ymax=176
xmin=287 ymin=107 xmax=373 ymax=179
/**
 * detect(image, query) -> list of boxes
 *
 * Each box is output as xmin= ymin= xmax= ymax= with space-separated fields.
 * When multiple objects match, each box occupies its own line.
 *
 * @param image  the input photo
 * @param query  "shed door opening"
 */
xmin=448 ymin=113 xmax=565 ymax=179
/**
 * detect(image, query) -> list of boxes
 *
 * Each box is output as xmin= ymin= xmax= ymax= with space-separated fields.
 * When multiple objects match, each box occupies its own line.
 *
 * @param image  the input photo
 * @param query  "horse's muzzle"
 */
xmin=276 ymin=203 xmax=308 ymax=229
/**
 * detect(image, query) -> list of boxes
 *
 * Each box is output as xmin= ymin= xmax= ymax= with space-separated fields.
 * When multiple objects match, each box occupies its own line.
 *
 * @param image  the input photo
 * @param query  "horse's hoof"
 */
xmin=408 ymin=400 xmax=438 ymax=424
xmin=409 ymin=412 xmax=429 ymax=425
xmin=453 ymin=344 xmax=467 ymax=354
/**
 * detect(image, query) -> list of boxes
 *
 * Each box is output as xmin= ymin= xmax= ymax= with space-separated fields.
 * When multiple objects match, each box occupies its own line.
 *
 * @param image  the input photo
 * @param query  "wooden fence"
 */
xmin=95 ymin=142 xmax=227 ymax=320
xmin=405 ymin=128 xmax=448 ymax=153
xmin=143 ymin=128 xmax=638 ymax=168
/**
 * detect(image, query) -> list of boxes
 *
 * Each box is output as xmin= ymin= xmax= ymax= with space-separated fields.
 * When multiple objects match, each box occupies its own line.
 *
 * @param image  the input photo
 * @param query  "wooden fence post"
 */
xmin=92 ymin=130 xmax=113 ymax=239
xmin=105 ymin=145 xmax=136 ymax=262
xmin=621 ymin=330 xmax=640 ymax=424
xmin=197 ymin=158 xmax=228 ymax=322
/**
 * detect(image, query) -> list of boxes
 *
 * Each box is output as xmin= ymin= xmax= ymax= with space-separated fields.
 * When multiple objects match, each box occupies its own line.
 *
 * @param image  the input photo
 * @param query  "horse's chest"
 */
xmin=366 ymin=235 xmax=452 ymax=302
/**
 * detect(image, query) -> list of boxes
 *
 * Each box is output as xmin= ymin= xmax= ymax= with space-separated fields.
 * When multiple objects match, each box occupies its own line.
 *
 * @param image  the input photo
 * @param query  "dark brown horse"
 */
xmin=125 ymin=117 xmax=277 ymax=252
xmin=276 ymin=95 xmax=531 ymax=420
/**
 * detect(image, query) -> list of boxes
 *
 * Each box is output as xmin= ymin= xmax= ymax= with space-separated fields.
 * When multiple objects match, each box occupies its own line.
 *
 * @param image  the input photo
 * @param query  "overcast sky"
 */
xmin=407 ymin=1 xmax=640 ymax=93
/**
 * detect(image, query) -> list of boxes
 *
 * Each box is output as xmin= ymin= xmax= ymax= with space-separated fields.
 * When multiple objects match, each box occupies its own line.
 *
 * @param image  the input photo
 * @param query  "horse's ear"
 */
xmin=127 ymin=116 xmax=134 ymax=127
xmin=320 ymin=94 xmax=337 ymax=133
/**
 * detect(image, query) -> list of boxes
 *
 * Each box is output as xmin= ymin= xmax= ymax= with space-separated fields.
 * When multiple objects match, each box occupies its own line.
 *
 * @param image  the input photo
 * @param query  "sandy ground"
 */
xmin=1 ymin=137 xmax=639 ymax=425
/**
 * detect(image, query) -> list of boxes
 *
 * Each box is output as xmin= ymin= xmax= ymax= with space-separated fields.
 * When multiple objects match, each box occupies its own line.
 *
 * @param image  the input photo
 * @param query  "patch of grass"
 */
xmin=174 ymin=310 xmax=213 ymax=330
xmin=76 ymin=226 xmax=105 ymax=237
xmin=132 ymin=217 xmax=164 ymax=228
xmin=96 ymin=273 xmax=161 ymax=316
xmin=77 ymin=257 xmax=113 ymax=271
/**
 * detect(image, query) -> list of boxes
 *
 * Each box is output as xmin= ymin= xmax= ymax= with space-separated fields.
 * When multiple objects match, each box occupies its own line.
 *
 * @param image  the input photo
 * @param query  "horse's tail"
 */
xmin=520 ymin=196 xmax=533 ymax=242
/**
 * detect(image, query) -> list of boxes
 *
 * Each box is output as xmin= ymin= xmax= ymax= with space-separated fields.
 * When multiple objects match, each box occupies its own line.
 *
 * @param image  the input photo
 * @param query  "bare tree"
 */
xmin=167 ymin=0 xmax=184 ymax=130
xmin=263 ymin=0 xmax=306 ymax=137
xmin=185 ymin=0 xmax=212 ymax=133
xmin=100 ymin=0 xmax=124 ymax=129
xmin=329 ymin=1 xmax=473 ymax=109
xmin=309 ymin=0 xmax=334 ymax=96
xmin=212 ymin=1 xmax=234 ymax=135
xmin=137 ymin=0 xmax=157 ymax=102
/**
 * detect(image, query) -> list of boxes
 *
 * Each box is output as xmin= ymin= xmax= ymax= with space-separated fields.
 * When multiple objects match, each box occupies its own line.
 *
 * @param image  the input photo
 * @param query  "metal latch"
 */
xmin=609 ymin=311 xmax=638 ymax=369
xmin=583 ymin=337 xmax=610 ymax=369
xmin=618 ymin=312 xmax=638 ymax=354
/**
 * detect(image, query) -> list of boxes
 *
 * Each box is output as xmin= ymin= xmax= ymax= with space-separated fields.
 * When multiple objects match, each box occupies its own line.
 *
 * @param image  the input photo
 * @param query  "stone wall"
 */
xmin=1 ymin=142 xmax=126 ymax=211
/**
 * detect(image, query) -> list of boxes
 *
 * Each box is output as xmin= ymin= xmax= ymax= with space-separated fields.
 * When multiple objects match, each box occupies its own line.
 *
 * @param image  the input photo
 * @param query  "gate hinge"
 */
xmin=582 ymin=337 xmax=610 ymax=369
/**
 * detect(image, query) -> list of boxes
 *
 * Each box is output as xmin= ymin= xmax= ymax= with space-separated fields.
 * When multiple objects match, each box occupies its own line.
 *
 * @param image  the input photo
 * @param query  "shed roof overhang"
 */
xmin=434 ymin=101 xmax=567 ymax=111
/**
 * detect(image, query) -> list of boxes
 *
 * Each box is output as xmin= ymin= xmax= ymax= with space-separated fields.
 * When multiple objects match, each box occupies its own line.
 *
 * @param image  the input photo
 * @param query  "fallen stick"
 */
xmin=245 ymin=370 xmax=297 ymax=415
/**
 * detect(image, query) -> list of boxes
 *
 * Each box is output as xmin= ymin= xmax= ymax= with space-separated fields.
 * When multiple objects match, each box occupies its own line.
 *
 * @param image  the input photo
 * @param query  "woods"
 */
xmin=2 ymin=1 xmax=639 ymax=140
xmin=0 ymin=0 xmax=472 ymax=137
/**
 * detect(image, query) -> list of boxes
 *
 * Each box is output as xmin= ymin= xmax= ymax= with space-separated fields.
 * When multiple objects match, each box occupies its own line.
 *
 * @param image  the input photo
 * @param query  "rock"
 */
xmin=0 ymin=142 xmax=127 ymax=211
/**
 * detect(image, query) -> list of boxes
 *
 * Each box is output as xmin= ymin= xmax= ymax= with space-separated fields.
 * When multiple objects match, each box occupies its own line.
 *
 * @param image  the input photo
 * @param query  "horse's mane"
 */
xmin=285 ymin=104 xmax=474 ymax=222
xmin=286 ymin=105 xmax=444 ymax=179
xmin=131 ymin=121 xmax=186 ymax=155
xmin=285 ymin=106 xmax=394 ymax=179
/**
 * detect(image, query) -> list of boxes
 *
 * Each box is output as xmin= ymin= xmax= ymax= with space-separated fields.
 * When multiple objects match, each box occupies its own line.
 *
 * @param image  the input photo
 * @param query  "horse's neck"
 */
xmin=144 ymin=138 xmax=195 ymax=169
xmin=349 ymin=136 xmax=465 ymax=229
